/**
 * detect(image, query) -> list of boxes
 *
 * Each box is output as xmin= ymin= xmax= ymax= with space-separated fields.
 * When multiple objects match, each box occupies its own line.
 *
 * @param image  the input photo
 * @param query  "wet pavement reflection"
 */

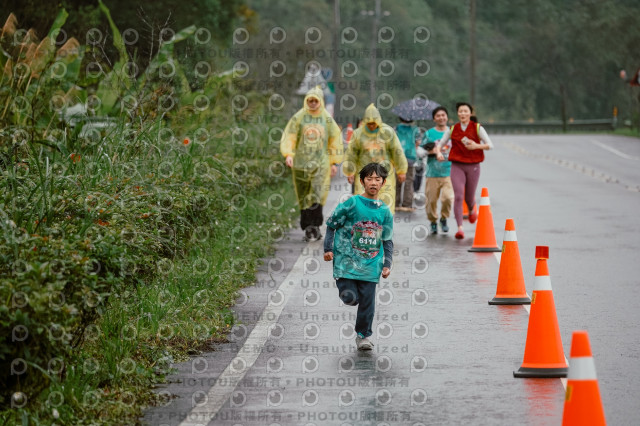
xmin=145 ymin=136 xmax=640 ymax=425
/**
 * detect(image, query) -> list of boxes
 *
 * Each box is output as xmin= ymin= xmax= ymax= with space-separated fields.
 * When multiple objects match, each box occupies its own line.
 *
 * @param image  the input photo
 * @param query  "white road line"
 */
xmin=492 ymin=250 xmax=565 ymax=388
xmin=178 ymin=242 xmax=317 ymax=426
xmin=591 ymin=139 xmax=638 ymax=160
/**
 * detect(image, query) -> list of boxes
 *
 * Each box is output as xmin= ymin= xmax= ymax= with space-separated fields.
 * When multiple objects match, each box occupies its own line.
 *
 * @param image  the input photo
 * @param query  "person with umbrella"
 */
xmin=281 ymin=86 xmax=344 ymax=241
xmin=343 ymin=103 xmax=408 ymax=215
xmin=394 ymin=116 xmax=421 ymax=212
xmin=391 ymin=97 xmax=440 ymax=198
xmin=391 ymin=97 xmax=440 ymax=123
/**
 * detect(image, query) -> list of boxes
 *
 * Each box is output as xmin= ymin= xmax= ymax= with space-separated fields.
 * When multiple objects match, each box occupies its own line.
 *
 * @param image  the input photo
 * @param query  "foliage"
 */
xmin=242 ymin=0 xmax=640 ymax=124
xmin=0 ymin=5 xmax=294 ymax=424
xmin=2 ymin=0 xmax=252 ymax=83
xmin=5 ymin=0 xmax=639 ymax=123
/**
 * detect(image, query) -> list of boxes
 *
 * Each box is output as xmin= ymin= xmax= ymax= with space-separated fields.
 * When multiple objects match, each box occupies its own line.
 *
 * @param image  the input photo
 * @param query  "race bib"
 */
xmin=351 ymin=220 xmax=383 ymax=258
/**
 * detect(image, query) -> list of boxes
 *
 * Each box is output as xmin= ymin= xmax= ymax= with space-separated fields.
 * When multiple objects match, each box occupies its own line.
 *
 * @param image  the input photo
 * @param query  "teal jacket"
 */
xmin=395 ymin=124 xmax=420 ymax=163
xmin=422 ymin=127 xmax=451 ymax=178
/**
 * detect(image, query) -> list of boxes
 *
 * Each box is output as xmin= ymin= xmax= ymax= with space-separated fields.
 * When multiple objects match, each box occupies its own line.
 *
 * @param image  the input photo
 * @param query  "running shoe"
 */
xmin=303 ymin=227 xmax=314 ymax=242
xmin=430 ymin=222 xmax=438 ymax=234
xmin=468 ymin=205 xmax=478 ymax=224
xmin=440 ymin=218 xmax=449 ymax=233
xmin=356 ymin=333 xmax=374 ymax=351
xmin=455 ymin=229 xmax=464 ymax=239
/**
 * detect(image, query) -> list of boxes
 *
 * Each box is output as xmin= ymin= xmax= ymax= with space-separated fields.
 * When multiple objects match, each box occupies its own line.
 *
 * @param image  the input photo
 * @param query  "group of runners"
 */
xmin=280 ymin=86 xmax=494 ymax=350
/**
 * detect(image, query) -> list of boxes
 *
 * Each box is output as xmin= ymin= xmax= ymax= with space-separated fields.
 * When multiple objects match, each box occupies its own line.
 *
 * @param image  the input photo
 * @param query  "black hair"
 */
xmin=431 ymin=106 xmax=448 ymax=120
xmin=399 ymin=116 xmax=413 ymax=123
xmin=470 ymin=115 xmax=478 ymax=123
xmin=455 ymin=102 xmax=474 ymax=113
xmin=359 ymin=162 xmax=388 ymax=182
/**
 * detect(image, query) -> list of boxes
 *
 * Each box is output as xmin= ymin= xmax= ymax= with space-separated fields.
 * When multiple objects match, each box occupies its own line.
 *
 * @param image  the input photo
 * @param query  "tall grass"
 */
xmin=0 ymin=7 xmax=296 ymax=424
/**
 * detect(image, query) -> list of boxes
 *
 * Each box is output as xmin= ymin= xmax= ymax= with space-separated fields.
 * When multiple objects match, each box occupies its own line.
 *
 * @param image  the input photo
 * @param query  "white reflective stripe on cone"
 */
xmin=567 ymin=357 xmax=598 ymax=380
xmin=532 ymin=275 xmax=552 ymax=291
xmin=479 ymin=196 xmax=490 ymax=206
xmin=503 ymin=230 xmax=517 ymax=242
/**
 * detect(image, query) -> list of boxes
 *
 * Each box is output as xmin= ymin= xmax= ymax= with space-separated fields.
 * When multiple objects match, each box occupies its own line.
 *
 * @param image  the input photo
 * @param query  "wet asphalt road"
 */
xmin=143 ymin=134 xmax=640 ymax=425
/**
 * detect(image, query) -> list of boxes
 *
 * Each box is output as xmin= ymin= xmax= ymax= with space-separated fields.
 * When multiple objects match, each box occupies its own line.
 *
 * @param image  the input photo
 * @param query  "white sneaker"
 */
xmin=356 ymin=335 xmax=374 ymax=351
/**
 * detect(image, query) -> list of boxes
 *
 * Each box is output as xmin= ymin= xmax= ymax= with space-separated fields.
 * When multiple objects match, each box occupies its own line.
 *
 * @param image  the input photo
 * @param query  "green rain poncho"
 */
xmin=280 ymin=86 xmax=344 ymax=210
xmin=344 ymin=104 xmax=408 ymax=214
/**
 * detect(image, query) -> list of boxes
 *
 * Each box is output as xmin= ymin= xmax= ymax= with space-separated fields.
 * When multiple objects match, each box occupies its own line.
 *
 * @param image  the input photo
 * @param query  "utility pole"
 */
xmin=370 ymin=0 xmax=381 ymax=103
xmin=470 ymin=0 xmax=476 ymax=106
xmin=333 ymin=0 xmax=341 ymax=118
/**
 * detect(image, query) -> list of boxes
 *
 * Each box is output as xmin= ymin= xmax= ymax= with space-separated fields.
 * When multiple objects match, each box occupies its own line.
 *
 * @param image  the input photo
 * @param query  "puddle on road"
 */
xmin=521 ymin=378 xmax=565 ymax=425
xmin=496 ymin=305 xmax=528 ymax=330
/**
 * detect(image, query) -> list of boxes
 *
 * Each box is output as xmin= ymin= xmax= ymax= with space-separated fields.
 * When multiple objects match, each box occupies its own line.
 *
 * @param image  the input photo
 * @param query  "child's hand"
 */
xmin=381 ymin=267 xmax=390 ymax=279
xmin=324 ymin=252 xmax=334 ymax=261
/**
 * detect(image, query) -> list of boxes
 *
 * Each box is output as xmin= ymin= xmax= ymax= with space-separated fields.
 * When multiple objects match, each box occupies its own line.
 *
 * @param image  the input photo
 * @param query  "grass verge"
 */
xmin=56 ymin=182 xmax=296 ymax=424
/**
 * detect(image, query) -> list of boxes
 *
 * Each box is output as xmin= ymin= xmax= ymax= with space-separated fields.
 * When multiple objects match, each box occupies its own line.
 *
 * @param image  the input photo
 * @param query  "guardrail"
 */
xmin=483 ymin=119 xmax=615 ymax=134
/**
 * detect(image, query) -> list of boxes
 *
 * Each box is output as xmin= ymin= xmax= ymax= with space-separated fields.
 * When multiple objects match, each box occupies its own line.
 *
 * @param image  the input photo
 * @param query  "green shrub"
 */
xmin=0 ymin=5 xmax=295 ymax=422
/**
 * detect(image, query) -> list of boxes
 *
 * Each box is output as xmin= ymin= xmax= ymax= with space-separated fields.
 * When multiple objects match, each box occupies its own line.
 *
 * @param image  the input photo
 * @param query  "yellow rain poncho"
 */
xmin=344 ymin=104 xmax=408 ymax=214
xmin=280 ymin=86 xmax=343 ymax=210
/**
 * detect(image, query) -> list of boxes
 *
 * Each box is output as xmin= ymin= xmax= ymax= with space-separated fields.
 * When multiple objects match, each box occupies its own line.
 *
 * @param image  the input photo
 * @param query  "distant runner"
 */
xmin=394 ymin=117 xmax=421 ymax=212
xmin=343 ymin=104 xmax=408 ymax=215
xmin=419 ymin=106 xmax=454 ymax=234
xmin=435 ymin=102 xmax=494 ymax=239
xmin=281 ymin=86 xmax=344 ymax=241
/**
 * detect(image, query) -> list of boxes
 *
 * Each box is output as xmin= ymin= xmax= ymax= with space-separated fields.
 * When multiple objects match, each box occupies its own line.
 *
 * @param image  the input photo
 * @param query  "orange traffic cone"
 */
xmin=468 ymin=187 xmax=501 ymax=252
xmin=514 ymin=246 xmax=568 ymax=377
xmin=562 ymin=330 xmax=606 ymax=425
xmin=488 ymin=219 xmax=531 ymax=305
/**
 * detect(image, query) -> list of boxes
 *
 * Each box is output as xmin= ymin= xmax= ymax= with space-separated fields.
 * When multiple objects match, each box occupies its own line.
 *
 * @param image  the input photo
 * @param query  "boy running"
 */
xmin=323 ymin=163 xmax=394 ymax=351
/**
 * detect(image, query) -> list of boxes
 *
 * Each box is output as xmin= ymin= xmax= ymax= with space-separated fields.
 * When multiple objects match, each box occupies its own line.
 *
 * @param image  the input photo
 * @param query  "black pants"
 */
xmin=336 ymin=278 xmax=377 ymax=338
xmin=300 ymin=203 xmax=323 ymax=231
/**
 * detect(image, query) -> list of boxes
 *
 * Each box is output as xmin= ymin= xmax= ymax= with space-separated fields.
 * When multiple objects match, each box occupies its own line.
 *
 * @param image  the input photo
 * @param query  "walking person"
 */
xmin=434 ymin=102 xmax=494 ymax=239
xmin=419 ymin=106 xmax=454 ymax=234
xmin=343 ymin=103 xmax=408 ymax=215
xmin=281 ymin=86 xmax=344 ymax=241
xmin=323 ymin=163 xmax=394 ymax=351
xmin=394 ymin=117 xmax=421 ymax=212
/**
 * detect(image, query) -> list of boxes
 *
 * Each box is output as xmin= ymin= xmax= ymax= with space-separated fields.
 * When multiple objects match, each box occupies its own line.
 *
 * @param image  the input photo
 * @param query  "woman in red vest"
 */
xmin=434 ymin=102 xmax=494 ymax=239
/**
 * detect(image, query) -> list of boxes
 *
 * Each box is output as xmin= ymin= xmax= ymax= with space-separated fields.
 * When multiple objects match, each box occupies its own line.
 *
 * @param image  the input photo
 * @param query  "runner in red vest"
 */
xmin=434 ymin=102 xmax=494 ymax=239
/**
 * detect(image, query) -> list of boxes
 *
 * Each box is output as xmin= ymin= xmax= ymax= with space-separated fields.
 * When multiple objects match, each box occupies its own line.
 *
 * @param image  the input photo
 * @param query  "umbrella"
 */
xmin=391 ymin=98 xmax=440 ymax=121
